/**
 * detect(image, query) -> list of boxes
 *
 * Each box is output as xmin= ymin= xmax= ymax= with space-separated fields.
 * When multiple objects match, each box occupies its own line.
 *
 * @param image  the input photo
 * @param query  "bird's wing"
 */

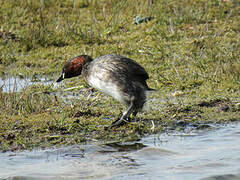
xmin=93 ymin=54 xmax=149 ymax=80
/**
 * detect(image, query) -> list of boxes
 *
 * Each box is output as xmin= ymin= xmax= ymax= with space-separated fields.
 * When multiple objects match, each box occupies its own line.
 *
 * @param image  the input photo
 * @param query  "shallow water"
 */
xmin=0 ymin=76 xmax=96 ymax=103
xmin=0 ymin=76 xmax=53 ymax=92
xmin=1 ymin=123 xmax=240 ymax=180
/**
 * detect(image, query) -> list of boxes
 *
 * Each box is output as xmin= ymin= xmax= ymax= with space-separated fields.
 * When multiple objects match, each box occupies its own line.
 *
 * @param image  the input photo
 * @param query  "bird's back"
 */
xmin=87 ymin=54 xmax=149 ymax=83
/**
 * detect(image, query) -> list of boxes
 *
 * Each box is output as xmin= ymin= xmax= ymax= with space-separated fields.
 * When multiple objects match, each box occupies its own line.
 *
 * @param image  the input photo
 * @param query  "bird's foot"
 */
xmin=110 ymin=117 xmax=131 ymax=127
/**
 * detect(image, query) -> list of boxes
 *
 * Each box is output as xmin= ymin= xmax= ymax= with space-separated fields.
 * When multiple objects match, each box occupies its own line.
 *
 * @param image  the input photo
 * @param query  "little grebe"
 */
xmin=57 ymin=54 xmax=154 ymax=126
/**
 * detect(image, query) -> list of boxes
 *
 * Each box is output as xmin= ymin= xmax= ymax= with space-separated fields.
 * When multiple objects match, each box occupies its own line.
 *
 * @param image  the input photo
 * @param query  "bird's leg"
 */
xmin=111 ymin=101 xmax=135 ymax=127
xmin=132 ymin=110 xmax=139 ymax=117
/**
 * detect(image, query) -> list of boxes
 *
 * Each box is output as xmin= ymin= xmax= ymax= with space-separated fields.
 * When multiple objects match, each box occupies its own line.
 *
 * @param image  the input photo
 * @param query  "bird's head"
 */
xmin=56 ymin=55 xmax=93 ymax=82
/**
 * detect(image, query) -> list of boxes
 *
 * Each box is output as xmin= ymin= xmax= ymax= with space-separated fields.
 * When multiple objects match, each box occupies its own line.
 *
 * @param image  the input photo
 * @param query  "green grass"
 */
xmin=0 ymin=0 xmax=239 ymax=151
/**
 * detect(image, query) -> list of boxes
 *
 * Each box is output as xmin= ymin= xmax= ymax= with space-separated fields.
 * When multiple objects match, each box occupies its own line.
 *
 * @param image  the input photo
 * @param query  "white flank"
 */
xmin=88 ymin=76 xmax=125 ymax=103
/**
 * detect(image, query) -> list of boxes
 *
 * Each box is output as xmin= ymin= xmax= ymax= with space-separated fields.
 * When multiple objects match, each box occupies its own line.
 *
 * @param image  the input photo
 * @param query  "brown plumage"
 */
xmin=56 ymin=55 xmax=93 ymax=82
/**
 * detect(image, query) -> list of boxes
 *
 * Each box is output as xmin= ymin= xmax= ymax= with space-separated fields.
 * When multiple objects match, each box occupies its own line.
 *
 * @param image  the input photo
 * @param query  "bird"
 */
xmin=56 ymin=54 xmax=154 ymax=126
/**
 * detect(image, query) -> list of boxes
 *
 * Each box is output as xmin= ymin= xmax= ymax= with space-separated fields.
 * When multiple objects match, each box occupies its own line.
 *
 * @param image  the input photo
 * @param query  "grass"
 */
xmin=0 ymin=0 xmax=239 ymax=151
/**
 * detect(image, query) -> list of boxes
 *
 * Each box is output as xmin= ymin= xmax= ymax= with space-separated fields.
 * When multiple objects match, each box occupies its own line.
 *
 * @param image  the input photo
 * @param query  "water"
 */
xmin=0 ymin=76 xmax=95 ymax=102
xmin=1 ymin=123 xmax=240 ymax=180
xmin=0 ymin=76 xmax=53 ymax=92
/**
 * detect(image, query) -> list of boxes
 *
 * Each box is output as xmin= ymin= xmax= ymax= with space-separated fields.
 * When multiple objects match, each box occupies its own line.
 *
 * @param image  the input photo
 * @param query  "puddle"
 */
xmin=0 ymin=76 xmax=99 ymax=103
xmin=1 ymin=123 xmax=240 ymax=180
xmin=0 ymin=76 xmax=54 ymax=93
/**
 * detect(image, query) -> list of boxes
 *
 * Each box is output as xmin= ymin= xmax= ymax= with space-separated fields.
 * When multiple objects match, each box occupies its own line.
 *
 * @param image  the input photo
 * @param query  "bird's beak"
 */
xmin=56 ymin=73 xmax=65 ymax=82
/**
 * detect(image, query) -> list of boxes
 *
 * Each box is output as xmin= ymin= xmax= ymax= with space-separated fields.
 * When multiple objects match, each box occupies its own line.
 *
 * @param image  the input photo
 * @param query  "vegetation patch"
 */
xmin=0 ymin=0 xmax=239 ymax=151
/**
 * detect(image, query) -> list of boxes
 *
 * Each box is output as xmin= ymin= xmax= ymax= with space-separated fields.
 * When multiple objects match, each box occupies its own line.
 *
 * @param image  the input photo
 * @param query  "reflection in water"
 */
xmin=1 ymin=123 xmax=240 ymax=180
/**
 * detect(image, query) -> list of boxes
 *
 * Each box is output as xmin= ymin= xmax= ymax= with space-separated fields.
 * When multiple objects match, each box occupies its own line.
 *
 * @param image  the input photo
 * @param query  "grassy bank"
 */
xmin=0 ymin=0 xmax=239 ymax=151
